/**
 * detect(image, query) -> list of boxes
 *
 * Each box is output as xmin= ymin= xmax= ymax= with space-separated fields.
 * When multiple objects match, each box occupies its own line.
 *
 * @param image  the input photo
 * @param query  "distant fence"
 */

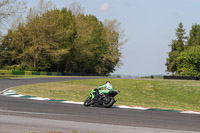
xmin=0 ymin=70 xmax=99 ymax=76
xmin=0 ymin=70 xmax=62 ymax=76
xmin=163 ymin=76 xmax=199 ymax=80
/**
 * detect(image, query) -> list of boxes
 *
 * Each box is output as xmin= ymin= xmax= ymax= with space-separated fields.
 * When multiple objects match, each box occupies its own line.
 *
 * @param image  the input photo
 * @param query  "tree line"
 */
xmin=0 ymin=0 xmax=124 ymax=75
xmin=166 ymin=22 xmax=200 ymax=77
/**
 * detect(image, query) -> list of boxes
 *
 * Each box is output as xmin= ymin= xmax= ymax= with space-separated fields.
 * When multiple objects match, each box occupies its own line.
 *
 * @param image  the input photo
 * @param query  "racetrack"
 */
xmin=0 ymin=77 xmax=200 ymax=133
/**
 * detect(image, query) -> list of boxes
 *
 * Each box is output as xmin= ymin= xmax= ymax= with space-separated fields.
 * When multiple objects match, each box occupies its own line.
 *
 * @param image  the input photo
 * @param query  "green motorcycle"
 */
xmin=84 ymin=89 xmax=120 ymax=108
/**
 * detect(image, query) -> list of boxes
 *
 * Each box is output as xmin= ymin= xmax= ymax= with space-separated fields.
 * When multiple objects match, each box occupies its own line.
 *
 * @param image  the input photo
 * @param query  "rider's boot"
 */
xmin=91 ymin=97 xmax=97 ymax=104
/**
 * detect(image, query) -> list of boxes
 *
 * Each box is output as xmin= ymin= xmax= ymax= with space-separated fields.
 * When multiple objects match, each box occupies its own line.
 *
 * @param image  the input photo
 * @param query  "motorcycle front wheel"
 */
xmin=84 ymin=98 xmax=92 ymax=107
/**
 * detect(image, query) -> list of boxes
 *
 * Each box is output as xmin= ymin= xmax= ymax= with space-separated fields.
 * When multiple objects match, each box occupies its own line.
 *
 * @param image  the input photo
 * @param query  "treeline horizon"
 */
xmin=166 ymin=22 xmax=200 ymax=77
xmin=0 ymin=0 xmax=124 ymax=75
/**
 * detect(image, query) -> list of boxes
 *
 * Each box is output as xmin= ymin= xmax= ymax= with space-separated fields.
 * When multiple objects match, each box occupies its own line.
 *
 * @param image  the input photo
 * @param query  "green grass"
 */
xmin=25 ymin=131 xmax=77 ymax=133
xmin=0 ymin=75 xmax=62 ymax=79
xmin=13 ymin=78 xmax=200 ymax=111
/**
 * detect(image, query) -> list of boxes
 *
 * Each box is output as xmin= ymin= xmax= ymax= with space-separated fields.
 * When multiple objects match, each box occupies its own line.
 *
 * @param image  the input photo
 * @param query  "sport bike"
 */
xmin=84 ymin=89 xmax=120 ymax=108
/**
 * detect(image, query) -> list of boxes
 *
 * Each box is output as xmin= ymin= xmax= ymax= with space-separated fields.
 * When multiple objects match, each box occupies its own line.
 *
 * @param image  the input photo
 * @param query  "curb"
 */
xmin=2 ymin=89 xmax=200 ymax=115
xmin=1 ymin=89 xmax=84 ymax=105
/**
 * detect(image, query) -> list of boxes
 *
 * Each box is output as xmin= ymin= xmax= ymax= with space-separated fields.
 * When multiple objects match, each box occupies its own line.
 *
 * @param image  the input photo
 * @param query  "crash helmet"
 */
xmin=105 ymin=81 xmax=111 ymax=84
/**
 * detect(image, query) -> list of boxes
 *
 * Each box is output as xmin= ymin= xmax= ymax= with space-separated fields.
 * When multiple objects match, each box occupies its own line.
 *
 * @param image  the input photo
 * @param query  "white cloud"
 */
xmin=100 ymin=2 xmax=110 ymax=12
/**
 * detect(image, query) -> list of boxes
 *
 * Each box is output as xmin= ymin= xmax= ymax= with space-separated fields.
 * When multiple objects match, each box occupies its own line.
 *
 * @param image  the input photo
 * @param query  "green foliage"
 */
xmin=69 ymin=14 xmax=107 ymax=74
xmin=177 ymin=46 xmax=200 ymax=76
xmin=5 ymin=64 xmax=23 ymax=70
xmin=166 ymin=50 xmax=179 ymax=73
xmin=166 ymin=22 xmax=187 ymax=74
xmin=187 ymin=24 xmax=200 ymax=47
xmin=167 ymin=23 xmax=200 ymax=76
xmin=0 ymin=9 xmax=75 ymax=72
xmin=0 ymin=4 xmax=123 ymax=75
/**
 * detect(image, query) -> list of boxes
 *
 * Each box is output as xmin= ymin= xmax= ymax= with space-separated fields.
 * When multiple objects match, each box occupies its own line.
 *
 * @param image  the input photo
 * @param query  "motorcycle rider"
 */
xmin=91 ymin=81 xmax=113 ymax=103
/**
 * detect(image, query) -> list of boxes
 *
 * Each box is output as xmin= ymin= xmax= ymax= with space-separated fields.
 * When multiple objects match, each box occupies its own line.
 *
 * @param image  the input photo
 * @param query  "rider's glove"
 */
xmin=94 ymin=88 xmax=98 ymax=92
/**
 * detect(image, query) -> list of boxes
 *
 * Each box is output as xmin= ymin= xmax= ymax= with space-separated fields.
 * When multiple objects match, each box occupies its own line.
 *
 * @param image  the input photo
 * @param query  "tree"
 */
xmin=166 ymin=22 xmax=187 ymax=74
xmin=0 ymin=0 xmax=26 ymax=31
xmin=26 ymin=8 xmax=76 ymax=71
xmin=0 ymin=8 xmax=76 ymax=71
xmin=26 ymin=0 xmax=54 ymax=20
xmin=67 ymin=1 xmax=84 ymax=16
xmin=101 ymin=19 xmax=124 ymax=74
xmin=177 ymin=46 xmax=200 ymax=77
xmin=0 ymin=1 xmax=124 ymax=75
xmin=70 ymin=14 xmax=107 ymax=74
xmin=187 ymin=24 xmax=200 ymax=47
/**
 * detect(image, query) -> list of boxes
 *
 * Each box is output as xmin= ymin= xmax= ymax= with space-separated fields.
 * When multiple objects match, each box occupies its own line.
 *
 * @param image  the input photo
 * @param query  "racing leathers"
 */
xmin=91 ymin=83 xmax=113 ymax=100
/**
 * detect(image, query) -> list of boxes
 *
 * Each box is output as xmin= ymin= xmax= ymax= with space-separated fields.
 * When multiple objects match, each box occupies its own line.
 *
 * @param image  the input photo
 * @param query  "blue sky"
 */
xmin=26 ymin=0 xmax=200 ymax=76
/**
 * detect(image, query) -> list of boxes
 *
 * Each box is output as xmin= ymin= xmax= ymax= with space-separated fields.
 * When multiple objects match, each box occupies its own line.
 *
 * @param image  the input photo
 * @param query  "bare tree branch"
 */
xmin=0 ymin=0 xmax=26 ymax=31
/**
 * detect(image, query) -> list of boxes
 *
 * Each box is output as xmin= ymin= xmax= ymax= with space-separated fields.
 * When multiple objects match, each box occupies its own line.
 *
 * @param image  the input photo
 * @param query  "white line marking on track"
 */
xmin=2 ymin=89 xmax=200 ymax=114
xmin=29 ymin=97 xmax=50 ymax=100
xmin=181 ymin=111 xmax=200 ymax=115
xmin=9 ymin=94 xmax=24 ymax=97
xmin=115 ymin=105 xmax=149 ymax=110
xmin=61 ymin=101 xmax=83 ymax=104
xmin=0 ymin=109 xmax=66 ymax=116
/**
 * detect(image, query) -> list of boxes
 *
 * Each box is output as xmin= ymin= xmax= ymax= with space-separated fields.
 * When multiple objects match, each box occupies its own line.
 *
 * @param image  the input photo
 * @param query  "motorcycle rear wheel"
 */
xmin=103 ymin=97 xmax=115 ymax=108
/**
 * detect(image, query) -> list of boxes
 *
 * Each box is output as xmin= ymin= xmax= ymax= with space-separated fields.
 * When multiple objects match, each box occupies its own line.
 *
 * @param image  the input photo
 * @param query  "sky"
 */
xmin=26 ymin=0 xmax=200 ymax=76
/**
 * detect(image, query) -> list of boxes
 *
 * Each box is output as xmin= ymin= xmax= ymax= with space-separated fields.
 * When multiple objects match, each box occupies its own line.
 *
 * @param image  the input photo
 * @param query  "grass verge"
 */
xmin=13 ymin=78 xmax=200 ymax=111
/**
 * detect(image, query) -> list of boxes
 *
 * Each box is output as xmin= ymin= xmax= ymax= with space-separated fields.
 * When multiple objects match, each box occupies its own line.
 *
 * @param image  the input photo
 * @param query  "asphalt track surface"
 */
xmin=0 ymin=77 xmax=200 ymax=133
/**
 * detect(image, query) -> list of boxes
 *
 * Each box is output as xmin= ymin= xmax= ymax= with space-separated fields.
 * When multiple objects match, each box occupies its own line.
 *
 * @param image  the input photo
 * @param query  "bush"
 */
xmin=177 ymin=46 xmax=200 ymax=77
xmin=5 ymin=65 xmax=23 ymax=70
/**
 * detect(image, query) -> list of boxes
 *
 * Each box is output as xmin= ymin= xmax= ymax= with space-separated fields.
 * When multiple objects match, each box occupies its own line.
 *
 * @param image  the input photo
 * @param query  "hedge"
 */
xmin=0 ymin=70 xmax=100 ymax=76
